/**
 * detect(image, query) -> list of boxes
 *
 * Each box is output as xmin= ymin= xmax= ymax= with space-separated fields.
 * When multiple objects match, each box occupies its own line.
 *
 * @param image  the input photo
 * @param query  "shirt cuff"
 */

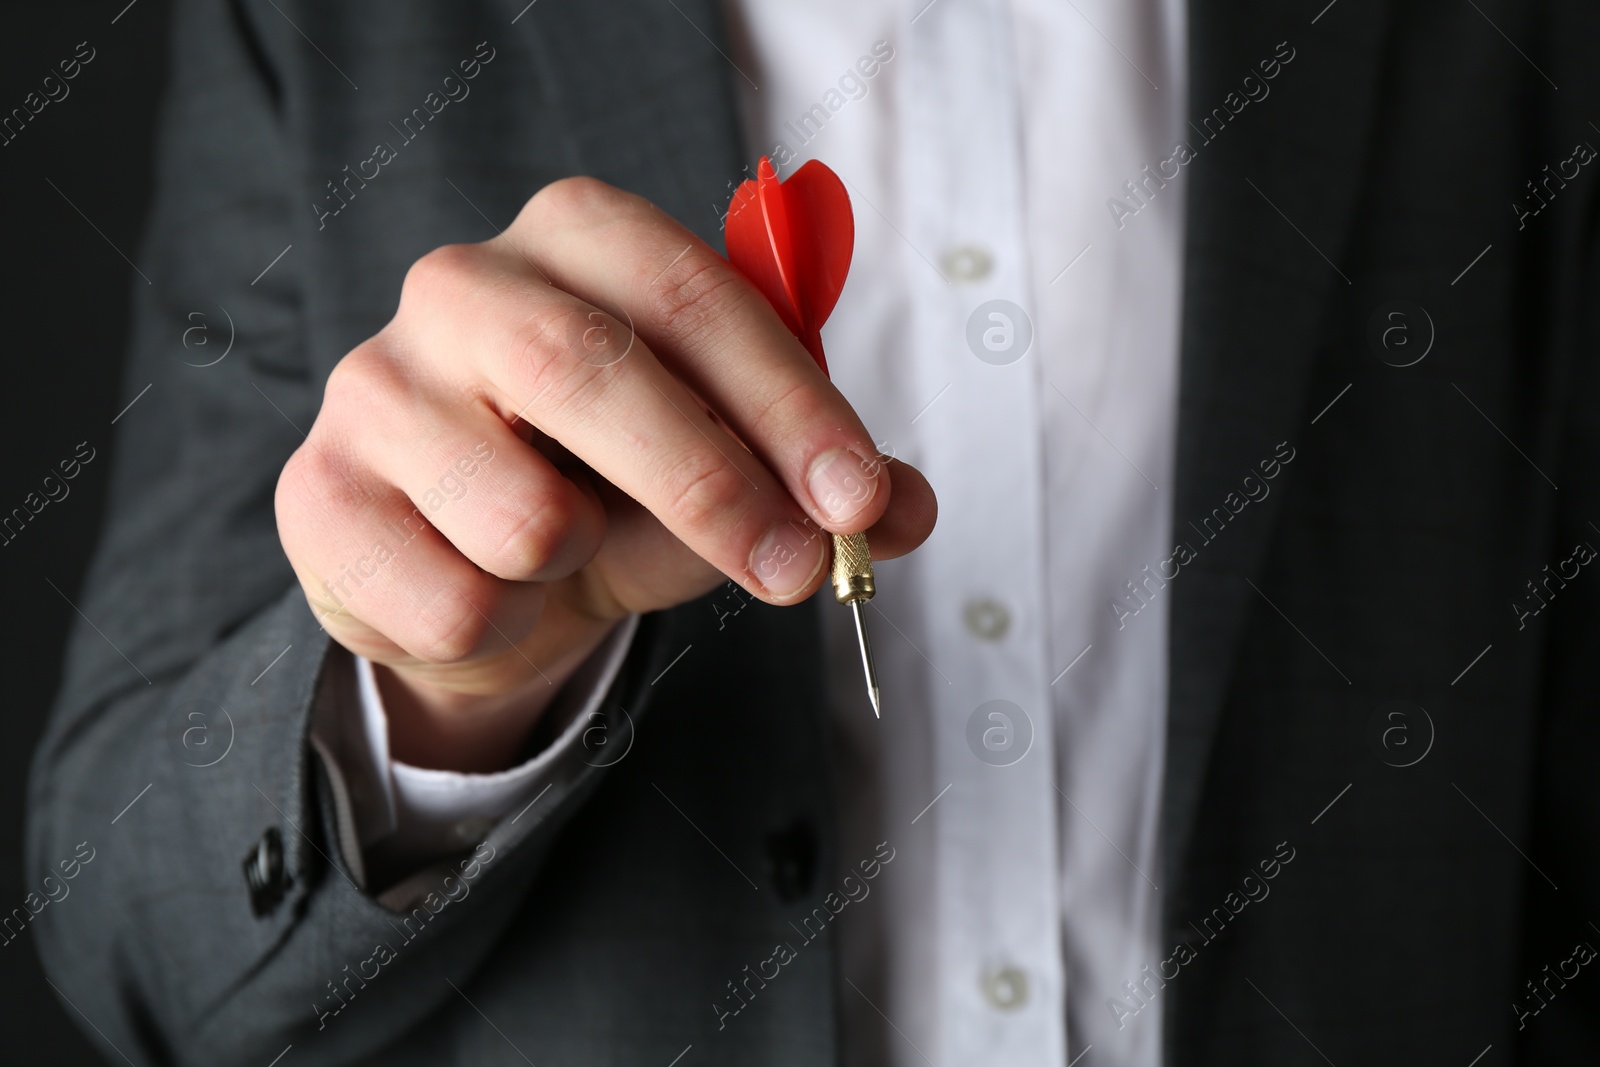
xmin=346 ymin=614 xmax=640 ymax=859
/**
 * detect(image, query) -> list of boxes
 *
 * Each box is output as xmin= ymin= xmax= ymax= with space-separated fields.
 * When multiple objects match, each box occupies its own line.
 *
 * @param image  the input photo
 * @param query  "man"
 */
xmin=28 ymin=0 xmax=1600 ymax=1064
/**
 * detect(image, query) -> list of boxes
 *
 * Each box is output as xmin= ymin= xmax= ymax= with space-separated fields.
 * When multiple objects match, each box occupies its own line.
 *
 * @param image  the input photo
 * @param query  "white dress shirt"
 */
xmin=333 ymin=2 xmax=1186 ymax=1063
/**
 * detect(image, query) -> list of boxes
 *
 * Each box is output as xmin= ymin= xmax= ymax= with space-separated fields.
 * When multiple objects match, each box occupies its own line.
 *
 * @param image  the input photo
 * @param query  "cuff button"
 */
xmin=243 ymin=826 xmax=289 ymax=917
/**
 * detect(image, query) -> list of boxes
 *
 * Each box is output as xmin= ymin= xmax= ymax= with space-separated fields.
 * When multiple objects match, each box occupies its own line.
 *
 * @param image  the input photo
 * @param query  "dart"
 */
xmin=724 ymin=156 xmax=881 ymax=717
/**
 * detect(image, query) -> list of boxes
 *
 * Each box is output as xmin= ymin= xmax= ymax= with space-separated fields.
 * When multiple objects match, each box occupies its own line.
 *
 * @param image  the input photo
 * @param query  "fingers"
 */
xmin=860 ymin=457 xmax=938 ymax=561
xmin=332 ymin=352 xmax=608 ymax=584
xmin=276 ymin=443 xmax=550 ymax=668
xmin=505 ymin=177 xmax=891 ymax=536
xmin=394 ymin=245 xmax=833 ymax=605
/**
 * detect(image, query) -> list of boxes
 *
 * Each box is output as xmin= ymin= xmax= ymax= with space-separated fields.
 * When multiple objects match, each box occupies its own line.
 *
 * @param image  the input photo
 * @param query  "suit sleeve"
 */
xmin=24 ymin=2 xmax=669 ymax=1064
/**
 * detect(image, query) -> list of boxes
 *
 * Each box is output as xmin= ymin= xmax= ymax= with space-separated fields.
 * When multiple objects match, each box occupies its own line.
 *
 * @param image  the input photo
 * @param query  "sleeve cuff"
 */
xmin=349 ymin=614 xmax=641 ymax=859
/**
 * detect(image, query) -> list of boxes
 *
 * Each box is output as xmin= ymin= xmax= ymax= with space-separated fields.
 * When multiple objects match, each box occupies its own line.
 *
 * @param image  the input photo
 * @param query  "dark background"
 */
xmin=2 ymin=1 xmax=171 ymax=1061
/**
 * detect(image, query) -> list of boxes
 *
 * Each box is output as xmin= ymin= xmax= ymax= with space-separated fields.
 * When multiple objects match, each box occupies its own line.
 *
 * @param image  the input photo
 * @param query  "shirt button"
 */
xmin=963 ymin=598 xmax=1011 ymax=641
xmin=941 ymin=244 xmax=994 ymax=283
xmin=981 ymin=966 xmax=1029 ymax=1011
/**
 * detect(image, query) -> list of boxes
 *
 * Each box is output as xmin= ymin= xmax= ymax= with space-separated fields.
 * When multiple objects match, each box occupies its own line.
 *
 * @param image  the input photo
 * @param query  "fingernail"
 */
xmin=748 ymin=522 xmax=827 ymax=600
xmin=807 ymin=448 xmax=878 ymax=524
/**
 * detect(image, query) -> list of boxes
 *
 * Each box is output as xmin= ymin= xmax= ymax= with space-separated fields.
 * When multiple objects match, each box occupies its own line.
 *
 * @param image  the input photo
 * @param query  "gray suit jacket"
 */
xmin=28 ymin=0 xmax=1600 ymax=1064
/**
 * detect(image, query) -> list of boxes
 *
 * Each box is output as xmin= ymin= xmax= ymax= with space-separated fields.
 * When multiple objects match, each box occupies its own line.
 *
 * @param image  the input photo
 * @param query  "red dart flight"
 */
xmin=724 ymin=155 xmax=855 ymax=378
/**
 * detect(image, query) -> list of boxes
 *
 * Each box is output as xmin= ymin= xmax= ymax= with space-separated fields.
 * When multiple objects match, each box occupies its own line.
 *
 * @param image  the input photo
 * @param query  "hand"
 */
xmin=275 ymin=177 xmax=937 ymax=772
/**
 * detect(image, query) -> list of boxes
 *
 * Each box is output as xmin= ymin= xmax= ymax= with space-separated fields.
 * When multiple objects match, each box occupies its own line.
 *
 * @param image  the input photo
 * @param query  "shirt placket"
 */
xmin=902 ymin=0 xmax=1064 ymax=1063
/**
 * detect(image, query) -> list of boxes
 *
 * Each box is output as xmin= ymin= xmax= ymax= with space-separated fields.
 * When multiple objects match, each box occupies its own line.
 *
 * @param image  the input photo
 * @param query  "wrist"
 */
xmin=378 ymin=605 xmax=619 ymax=773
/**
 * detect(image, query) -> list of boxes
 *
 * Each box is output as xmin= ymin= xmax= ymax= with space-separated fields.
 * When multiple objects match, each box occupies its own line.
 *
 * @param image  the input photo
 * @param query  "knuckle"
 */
xmin=275 ymin=440 xmax=361 ymax=522
xmin=523 ymin=175 xmax=628 ymax=229
xmin=749 ymin=375 xmax=828 ymax=440
xmin=484 ymin=494 xmax=574 ymax=579
xmin=662 ymin=454 xmax=751 ymax=534
xmin=323 ymin=341 xmax=408 ymax=416
xmin=413 ymin=581 xmax=497 ymax=663
xmin=508 ymin=306 xmax=614 ymax=410
xmin=646 ymin=253 xmax=748 ymax=345
xmin=400 ymin=243 xmax=481 ymax=308
xmin=273 ymin=446 xmax=320 ymax=529
xmin=273 ymin=443 xmax=377 ymax=568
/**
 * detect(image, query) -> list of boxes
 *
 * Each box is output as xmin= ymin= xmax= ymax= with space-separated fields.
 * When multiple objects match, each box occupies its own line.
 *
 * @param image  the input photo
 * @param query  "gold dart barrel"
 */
xmin=830 ymin=531 xmax=875 ymax=603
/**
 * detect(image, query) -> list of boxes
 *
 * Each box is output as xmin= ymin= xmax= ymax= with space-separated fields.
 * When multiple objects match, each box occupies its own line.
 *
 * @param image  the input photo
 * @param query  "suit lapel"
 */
xmin=1163 ymin=0 xmax=1393 ymax=896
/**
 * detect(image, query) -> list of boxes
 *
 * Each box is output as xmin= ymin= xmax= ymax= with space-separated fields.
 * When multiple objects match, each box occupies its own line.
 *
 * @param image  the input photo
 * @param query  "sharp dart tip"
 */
xmin=849 ymin=599 xmax=881 ymax=719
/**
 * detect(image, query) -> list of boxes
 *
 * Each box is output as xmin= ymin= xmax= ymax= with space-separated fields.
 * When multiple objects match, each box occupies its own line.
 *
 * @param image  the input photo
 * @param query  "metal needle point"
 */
xmin=850 ymin=599 xmax=881 ymax=717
